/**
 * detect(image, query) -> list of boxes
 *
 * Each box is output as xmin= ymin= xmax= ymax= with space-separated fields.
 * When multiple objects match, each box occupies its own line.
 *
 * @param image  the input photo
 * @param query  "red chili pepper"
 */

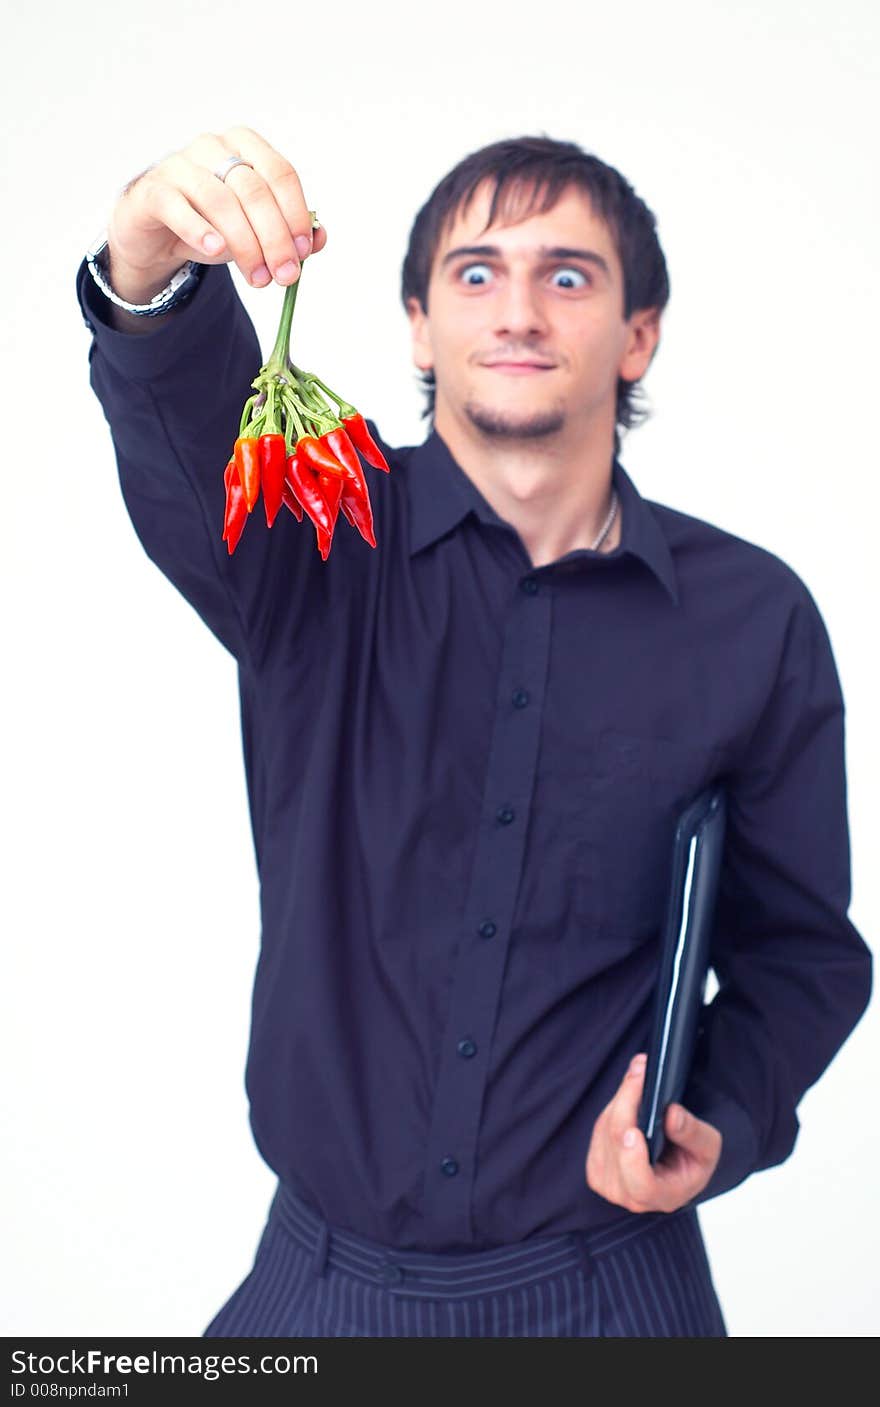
xmin=259 ymin=433 xmax=287 ymax=528
xmin=224 ymin=460 xmax=249 ymax=555
xmin=341 ymin=412 xmax=390 ymax=472
xmin=295 ymin=434 xmax=347 ymax=480
xmin=285 ymin=452 xmax=335 ymax=547
xmin=222 ymin=459 xmax=235 ymax=541
xmin=281 ymin=480 xmax=304 ymax=521
xmin=339 ymin=500 xmax=356 ymax=527
xmin=316 ymin=469 xmax=343 ymax=552
xmin=322 ymin=428 xmax=375 ymax=547
xmin=320 ymin=427 xmax=364 ymax=486
xmin=318 ymin=470 xmax=343 ymax=529
xmin=340 ymin=472 xmax=376 ymax=548
xmin=234 ymin=436 xmax=261 ymax=512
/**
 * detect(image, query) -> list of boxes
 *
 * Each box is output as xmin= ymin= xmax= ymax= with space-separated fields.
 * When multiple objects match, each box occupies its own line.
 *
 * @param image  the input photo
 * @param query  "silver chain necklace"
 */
xmin=591 ymin=488 xmax=619 ymax=552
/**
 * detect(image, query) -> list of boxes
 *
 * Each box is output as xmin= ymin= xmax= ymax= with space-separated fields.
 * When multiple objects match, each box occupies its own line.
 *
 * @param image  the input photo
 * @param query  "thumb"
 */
xmin=664 ymin=1102 xmax=721 ymax=1163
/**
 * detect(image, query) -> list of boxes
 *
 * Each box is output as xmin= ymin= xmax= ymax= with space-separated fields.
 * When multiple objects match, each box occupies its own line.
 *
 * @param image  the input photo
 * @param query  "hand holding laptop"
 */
xmin=584 ymin=1050 xmax=722 ymax=1213
xmin=584 ymin=785 xmax=727 ymax=1212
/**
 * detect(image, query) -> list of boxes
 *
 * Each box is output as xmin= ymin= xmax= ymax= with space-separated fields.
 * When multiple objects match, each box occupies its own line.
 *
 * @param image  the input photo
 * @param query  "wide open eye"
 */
xmin=550 ymin=267 xmax=589 ymax=289
xmin=458 ymin=263 xmax=494 ymax=286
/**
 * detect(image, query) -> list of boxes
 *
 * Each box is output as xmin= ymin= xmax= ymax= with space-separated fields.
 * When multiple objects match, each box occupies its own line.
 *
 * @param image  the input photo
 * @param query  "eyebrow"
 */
xmin=439 ymin=244 xmax=612 ymax=278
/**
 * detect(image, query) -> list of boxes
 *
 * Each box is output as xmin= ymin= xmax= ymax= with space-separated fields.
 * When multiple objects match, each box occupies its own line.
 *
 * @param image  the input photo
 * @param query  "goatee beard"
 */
xmin=464 ymin=401 xmax=566 ymax=440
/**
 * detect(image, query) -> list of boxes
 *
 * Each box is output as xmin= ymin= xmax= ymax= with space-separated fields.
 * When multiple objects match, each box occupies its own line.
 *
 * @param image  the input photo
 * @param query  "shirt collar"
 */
xmin=406 ymin=427 xmax=679 ymax=606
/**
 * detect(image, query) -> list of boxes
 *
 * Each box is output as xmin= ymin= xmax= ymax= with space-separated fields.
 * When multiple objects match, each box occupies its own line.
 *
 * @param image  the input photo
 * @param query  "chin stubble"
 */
xmin=464 ymin=401 xmax=566 ymax=440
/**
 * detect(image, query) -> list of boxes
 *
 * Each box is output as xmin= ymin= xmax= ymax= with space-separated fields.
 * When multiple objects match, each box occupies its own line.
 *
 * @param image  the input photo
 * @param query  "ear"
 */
xmin=618 ymin=307 xmax=661 ymax=382
xmin=406 ymin=295 xmax=434 ymax=373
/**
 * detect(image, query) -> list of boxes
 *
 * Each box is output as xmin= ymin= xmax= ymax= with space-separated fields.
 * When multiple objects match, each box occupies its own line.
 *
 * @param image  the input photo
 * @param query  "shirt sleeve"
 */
xmin=76 ymin=256 xmax=318 ymax=669
xmin=681 ymin=578 xmax=872 ymax=1204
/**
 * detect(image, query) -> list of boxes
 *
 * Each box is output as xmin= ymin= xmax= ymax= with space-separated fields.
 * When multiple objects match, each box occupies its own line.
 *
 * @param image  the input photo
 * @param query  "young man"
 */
xmin=77 ymin=127 xmax=871 ymax=1337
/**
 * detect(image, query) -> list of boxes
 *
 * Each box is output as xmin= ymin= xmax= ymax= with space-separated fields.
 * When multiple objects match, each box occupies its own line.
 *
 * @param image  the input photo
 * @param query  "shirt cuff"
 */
xmin=75 ymin=256 xmax=241 ymax=381
xmin=682 ymin=1085 xmax=760 ymax=1205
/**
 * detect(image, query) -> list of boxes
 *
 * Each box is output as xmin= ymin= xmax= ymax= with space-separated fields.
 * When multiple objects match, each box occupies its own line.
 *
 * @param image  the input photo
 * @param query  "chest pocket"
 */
xmin=576 ymin=728 xmax=722 ymax=941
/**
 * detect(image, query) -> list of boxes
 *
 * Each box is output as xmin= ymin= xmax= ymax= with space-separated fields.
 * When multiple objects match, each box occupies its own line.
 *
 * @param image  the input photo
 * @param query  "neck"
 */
xmin=433 ymin=400 xmax=622 ymax=569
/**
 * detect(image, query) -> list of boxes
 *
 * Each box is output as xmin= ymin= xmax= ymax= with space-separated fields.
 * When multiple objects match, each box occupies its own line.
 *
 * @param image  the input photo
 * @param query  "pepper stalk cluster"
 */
xmin=222 ymin=220 xmax=390 ymax=559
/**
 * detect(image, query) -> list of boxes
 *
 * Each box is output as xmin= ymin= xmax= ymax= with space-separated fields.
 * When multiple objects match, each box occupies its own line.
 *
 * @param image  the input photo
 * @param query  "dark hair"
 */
xmin=400 ymin=135 xmax=670 ymax=457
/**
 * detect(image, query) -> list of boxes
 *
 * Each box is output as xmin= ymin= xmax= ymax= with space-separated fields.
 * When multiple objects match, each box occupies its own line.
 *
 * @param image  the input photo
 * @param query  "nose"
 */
xmin=492 ymin=271 xmax=551 ymax=341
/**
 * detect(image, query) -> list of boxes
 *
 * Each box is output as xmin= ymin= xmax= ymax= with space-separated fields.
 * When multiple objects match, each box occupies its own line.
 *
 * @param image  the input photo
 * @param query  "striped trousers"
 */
xmin=202 ymin=1183 xmax=727 ymax=1337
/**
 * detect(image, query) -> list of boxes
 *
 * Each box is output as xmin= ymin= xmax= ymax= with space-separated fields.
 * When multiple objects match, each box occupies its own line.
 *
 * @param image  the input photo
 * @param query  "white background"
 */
xmin=2 ymin=0 xmax=877 ymax=1339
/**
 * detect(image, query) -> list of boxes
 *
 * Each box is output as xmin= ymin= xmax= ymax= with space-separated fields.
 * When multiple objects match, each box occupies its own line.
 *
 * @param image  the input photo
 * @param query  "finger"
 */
xmin=115 ymin=179 xmax=224 ymax=273
xmin=607 ymin=1052 xmax=648 ymax=1138
xmin=664 ymin=1103 xmax=721 ymax=1163
xmin=584 ymin=1110 xmax=612 ymax=1194
xmin=619 ymin=1126 xmax=707 ymax=1213
xmin=310 ymin=217 xmax=328 ymax=257
xmin=220 ymin=125 xmax=320 ymax=275
xmin=161 ymin=151 xmax=274 ymax=286
xmin=170 ymin=130 xmax=317 ymax=288
xmin=616 ymin=1124 xmax=670 ymax=1211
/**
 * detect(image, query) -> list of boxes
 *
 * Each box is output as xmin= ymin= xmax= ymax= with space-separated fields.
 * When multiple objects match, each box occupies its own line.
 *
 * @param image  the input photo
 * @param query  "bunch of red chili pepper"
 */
xmin=222 ymin=215 xmax=390 ymax=559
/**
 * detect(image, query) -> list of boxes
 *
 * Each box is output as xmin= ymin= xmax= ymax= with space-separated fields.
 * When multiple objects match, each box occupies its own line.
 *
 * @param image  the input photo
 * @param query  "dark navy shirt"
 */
xmin=77 ymin=256 xmax=871 ymax=1252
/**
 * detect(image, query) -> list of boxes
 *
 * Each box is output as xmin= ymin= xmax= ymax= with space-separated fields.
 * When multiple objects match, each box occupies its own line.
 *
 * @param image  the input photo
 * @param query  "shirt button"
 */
xmin=478 ymin=920 xmax=497 ymax=939
xmin=512 ymin=688 xmax=529 ymax=709
xmin=379 ymin=1260 xmax=404 ymax=1284
xmin=440 ymin=1156 xmax=460 ymax=1177
xmin=521 ymin=575 xmax=539 ymax=595
xmin=457 ymin=1037 xmax=477 ymax=1058
xmin=496 ymin=805 xmax=515 ymax=825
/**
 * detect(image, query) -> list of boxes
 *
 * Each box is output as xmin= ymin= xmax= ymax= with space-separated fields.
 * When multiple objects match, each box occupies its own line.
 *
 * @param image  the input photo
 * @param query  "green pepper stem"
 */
xmin=289 ymin=364 xmax=356 ymax=419
xmin=235 ymin=263 xmax=353 ymax=451
xmin=239 ymin=393 xmax=259 ymax=438
xmin=264 ymin=379 xmax=281 ymax=433
xmin=267 ymin=272 xmax=303 ymax=373
xmin=282 ymin=390 xmax=308 ymax=445
xmin=280 ymin=365 xmax=341 ymax=435
xmin=289 ymin=366 xmax=337 ymax=420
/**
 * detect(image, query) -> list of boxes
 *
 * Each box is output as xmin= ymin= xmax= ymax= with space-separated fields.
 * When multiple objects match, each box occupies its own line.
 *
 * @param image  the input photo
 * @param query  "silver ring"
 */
xmin=214 ymin=154 xmax=255 ymax=183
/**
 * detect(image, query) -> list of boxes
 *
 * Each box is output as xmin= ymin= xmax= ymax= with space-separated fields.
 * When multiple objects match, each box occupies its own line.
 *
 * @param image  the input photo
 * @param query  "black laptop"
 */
xmin=637 ymin=785 xmax=727 ymax=1164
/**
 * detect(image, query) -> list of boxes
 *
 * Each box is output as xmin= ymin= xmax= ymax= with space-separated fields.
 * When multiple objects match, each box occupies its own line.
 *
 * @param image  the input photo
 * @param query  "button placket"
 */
xmin=421 ymin=574 xmax=553 ymax=1243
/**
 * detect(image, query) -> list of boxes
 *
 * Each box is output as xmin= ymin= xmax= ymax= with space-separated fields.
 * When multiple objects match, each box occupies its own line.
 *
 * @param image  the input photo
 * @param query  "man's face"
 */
xmin=407 ymin=179 xmax=660 ymax=444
